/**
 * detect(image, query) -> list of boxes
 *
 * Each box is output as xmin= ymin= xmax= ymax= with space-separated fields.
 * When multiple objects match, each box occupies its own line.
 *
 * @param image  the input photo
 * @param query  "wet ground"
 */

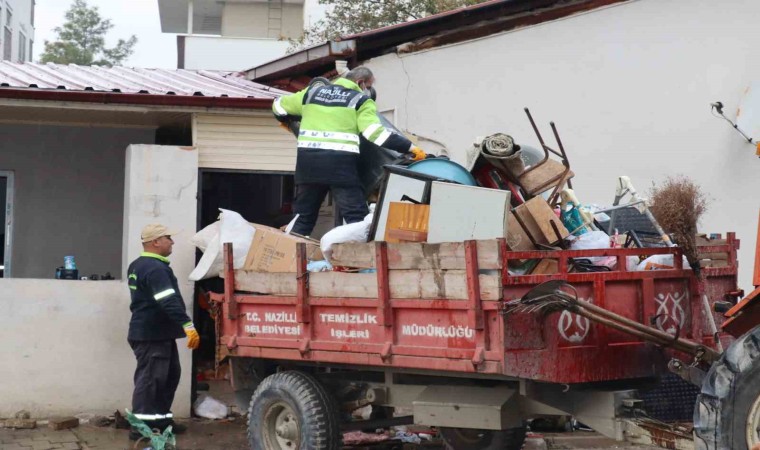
xmin=0 ymin=420 xmax=664 ymax=450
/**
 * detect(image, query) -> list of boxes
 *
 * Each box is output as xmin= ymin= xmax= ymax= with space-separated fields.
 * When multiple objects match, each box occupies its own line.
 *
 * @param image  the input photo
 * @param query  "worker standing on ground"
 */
xmin=126 ymin=224 xmax=200 ymax=440
xmin=272 ymin=66 xmax=427 ymax=236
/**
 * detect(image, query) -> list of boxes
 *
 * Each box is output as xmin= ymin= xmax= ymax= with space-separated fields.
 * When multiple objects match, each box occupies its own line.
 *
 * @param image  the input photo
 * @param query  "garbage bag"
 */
xmin=569 ymin=230 xmax=613 ymax=266
xmin=193 ymin=394 xmax=229 ymax=420
xmin=320 ymin=206 xmax=374 ymax=263
xmin=190 ymin=222 xmax=219 ymax=252
xmin=188 ymin=209 xmax=255 ymax=281
xmin=636 ymin=254 xmax=690 ymax=271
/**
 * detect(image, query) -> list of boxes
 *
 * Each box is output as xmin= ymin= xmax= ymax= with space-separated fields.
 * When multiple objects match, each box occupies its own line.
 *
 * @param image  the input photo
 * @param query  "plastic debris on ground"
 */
xmin=193 ymin=394 xmax=229 ymax=420
xmin=125 ymin=410 xmax=176 ymax=450
xmin=342 ymin=430 xmax=391 ymax=445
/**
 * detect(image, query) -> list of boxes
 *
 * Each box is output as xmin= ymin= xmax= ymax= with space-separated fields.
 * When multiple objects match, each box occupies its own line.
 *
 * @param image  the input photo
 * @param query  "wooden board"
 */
xmin=518 ymin=158 xmax=573 ymax=196
xmin=513 ymin=197 xmax=569 ymax=246
xmin=330 ymin=240 xmax=502 ymax=270
xmin=232 ymin=269 xmax=502 ymax=301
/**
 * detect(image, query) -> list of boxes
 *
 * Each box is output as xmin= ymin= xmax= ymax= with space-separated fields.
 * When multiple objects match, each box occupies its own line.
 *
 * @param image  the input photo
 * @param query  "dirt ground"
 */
xmin=1 ymin=420 xmax=663 ymax=450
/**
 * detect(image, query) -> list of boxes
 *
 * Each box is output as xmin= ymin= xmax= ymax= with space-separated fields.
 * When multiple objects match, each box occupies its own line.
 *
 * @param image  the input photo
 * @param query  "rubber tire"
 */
xmin=440 ymin=426 xmax=527 ymax=450
xmin=694 ymin=325 xmax=760 ymax=450
xmin=248 ymin=371 xmax=341 ymax=450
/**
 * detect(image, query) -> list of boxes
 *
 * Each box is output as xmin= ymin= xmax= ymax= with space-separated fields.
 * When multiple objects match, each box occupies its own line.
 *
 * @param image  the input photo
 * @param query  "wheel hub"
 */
xmin=264 ymin=401 xmax=300 ymax=449
xmin=746 ymin=394 xmax=760 ymax=445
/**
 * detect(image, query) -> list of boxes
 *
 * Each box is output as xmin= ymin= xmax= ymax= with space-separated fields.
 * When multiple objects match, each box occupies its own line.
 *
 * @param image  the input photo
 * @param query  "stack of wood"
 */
xmin=232 ymin=240 xmax=504 ymax=301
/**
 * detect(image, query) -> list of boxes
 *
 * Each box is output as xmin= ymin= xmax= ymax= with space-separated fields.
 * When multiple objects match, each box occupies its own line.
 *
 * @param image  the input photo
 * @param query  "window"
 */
xmin=18 ymin=32 xmax=24 ymax=62
xmin=30 ymin=0 xmax=34 ymax=27
xmin=29 ymin=39 xmax=32 ymax=61
xmin=3 ymin=27 xmax=10 ymax=61
xmin=6 ymin=7 xmax=11 ymax=27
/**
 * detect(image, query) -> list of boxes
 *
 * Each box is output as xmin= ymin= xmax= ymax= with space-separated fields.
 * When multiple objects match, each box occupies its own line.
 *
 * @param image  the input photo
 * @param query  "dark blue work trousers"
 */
xmin=291 ymin=184 xmax=368 ymax=236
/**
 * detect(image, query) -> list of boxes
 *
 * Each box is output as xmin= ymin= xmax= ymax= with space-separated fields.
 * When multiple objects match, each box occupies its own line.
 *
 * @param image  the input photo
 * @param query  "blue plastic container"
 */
xmin=406 ymin=158 xmax=477 ymax=186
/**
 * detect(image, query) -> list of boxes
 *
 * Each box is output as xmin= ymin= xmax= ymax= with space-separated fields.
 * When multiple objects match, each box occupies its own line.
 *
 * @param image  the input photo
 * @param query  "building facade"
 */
xmin=158 ymin=0 xmax=311 ymax=71
xmin=0 ymin=0 xmax=34 ymax=62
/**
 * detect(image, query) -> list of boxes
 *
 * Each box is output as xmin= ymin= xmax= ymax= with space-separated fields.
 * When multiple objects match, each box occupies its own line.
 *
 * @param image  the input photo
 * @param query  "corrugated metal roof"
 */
xmin=0 ymin=61 xmax=283 ymax=99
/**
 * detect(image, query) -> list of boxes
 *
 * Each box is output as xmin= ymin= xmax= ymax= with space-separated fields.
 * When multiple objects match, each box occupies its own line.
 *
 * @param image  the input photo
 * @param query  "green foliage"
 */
xmin=290 ymin=0 xmax=487 ymax=52
xmin=39 ymin=0 xmax=137 ymax=66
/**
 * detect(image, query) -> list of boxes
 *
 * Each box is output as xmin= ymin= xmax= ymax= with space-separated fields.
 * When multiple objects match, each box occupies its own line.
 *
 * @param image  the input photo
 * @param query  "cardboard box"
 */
xmin=531 ymin=259 xmax=559 ymax=275
xmin=513 ymin=197 xmax=569 ymax=246
xmin=244 ymin=224 xmax=324 ymax=273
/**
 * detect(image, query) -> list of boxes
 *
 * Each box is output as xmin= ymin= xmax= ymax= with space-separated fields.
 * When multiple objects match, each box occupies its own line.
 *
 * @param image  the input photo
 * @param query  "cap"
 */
xmin=141 ymin=224 xmax=180 ymax=243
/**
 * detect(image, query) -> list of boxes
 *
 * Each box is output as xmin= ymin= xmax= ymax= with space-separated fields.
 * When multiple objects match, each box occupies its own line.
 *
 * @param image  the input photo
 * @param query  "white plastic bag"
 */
xmin=193 ymin=394 xmax=229 ymax=420
xmin=636 ymin=254 xmax=690 ymax=271
xmin=190 ymin=222 xmax=219 ymax=252
xmin=320 ymin=205 xmax=374 ymax=263
xmin=188 ymin=209 xmax=255 ymax=281
xmin=569 ymin=230 xmax=611 ymax=265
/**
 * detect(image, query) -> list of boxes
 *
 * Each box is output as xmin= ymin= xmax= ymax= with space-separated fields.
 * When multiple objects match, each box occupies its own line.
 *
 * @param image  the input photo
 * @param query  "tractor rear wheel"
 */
xmin=694 ymin=325 xmax=760 ymax=450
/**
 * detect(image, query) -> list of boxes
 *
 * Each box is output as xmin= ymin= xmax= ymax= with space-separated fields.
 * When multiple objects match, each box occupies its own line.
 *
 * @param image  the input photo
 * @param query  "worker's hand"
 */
xmin=183 ymin=323 xmax=200 ymax=350
xmin=410 ymin=146 xmax=426 ymax=161
xmin=278 ymin=122 xmax=292 ymax=133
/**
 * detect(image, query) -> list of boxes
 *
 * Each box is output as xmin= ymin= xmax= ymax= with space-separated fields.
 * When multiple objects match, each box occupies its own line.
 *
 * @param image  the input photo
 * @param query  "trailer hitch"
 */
xmin=502 ymin=280 xmax=721 ymax=365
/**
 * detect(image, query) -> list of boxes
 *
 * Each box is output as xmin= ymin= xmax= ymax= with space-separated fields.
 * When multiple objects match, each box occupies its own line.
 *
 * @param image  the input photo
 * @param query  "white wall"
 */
xmin=0 ymin=280 xmax=136 ymax=417
xmin=122 ymin=144 xmax=199 ymax=418
xmin=0 ymin=145 xmax=199 ymax=418
xmin=183 ymin=35 xmax=289 ymax=71
xmin=367 ymin=0 xmax=760 ymax=288
xmin=222 ymin=2 xmax=303 ymax=39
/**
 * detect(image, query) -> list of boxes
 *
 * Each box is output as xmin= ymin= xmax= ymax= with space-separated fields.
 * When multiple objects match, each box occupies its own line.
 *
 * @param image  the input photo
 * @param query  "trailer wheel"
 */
xmin=248 ymin=371 xmax=341 ymax=450
xmin=439 ymin=426 xmax=526 ymax=450
xmin=694 ymin=326 xmax=760 ymax=450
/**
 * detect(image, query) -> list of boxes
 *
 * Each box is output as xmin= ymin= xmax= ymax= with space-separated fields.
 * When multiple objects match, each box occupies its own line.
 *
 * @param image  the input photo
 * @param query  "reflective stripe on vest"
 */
xmin=297 ymin=140 xmax=360 ymax=153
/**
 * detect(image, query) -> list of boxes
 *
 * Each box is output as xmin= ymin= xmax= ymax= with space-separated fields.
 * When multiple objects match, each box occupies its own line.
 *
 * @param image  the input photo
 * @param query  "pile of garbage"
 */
xmin=188 ymin=109 xmax=723 ymax=281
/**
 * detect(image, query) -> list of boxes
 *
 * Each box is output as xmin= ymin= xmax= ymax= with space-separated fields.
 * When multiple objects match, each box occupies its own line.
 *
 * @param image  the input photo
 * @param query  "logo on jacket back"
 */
xmin=312 ymin=86 xmax=354 ymax=105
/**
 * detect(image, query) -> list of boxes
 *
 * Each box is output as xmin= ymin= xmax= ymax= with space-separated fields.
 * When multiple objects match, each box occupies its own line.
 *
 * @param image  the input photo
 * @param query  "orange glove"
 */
xmin=183 ymin=323 xmax=200 ymax=350
xmin=410 ymin=146 xmax=426 ymax=161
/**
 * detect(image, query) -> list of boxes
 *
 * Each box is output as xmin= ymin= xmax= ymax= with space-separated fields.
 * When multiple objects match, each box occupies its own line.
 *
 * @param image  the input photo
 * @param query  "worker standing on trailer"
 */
xmin=272 ymin=66 xmax=427 ymax=236
xmin=126 ymin=224 xmax=200 ymax=440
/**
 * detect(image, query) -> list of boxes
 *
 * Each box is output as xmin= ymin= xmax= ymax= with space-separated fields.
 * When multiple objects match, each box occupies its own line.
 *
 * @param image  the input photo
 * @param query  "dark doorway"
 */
xmin=198 ymin=170 xmax=295 ymax=229
xmin=192 ymin=170 xmax=295 ymax=403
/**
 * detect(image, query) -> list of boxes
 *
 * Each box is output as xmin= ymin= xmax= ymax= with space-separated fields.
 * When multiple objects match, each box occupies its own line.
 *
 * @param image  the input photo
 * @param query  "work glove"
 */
xmin=410 ymin=146 xmax=426 ymax=162
xmin=183 ymin=323 xmax=200 ymax=350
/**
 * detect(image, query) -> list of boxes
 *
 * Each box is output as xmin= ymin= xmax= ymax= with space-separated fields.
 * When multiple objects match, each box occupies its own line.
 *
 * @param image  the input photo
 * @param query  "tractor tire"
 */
xmin=440 ymin=426 xmax=527 ymax=450
xmin=694 ymin=325 xmax=760 ymax=450
xmin=248 ymin=371 xmax=341 ymax=450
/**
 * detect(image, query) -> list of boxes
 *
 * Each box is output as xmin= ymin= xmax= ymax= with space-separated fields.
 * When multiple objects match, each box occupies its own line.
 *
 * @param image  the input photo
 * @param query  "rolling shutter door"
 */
xmin=194 ymin=113 xmax=296 ymax=172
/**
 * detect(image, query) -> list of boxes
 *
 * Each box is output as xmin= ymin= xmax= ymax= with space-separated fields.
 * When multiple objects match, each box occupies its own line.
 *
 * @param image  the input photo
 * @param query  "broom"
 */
xmin=648 ymin=176 xmax=708 ymax=276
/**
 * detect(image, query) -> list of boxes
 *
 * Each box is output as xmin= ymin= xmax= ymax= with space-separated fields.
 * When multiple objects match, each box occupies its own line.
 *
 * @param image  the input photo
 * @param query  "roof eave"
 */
xmin=245 ymin=40 xmax=356 ymax=83
xmin=0 ymin=88 xmax=274 ymax=110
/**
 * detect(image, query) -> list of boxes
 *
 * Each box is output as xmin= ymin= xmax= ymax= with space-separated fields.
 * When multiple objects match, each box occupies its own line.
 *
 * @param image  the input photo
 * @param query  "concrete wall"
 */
xmin=122 ymin=144 xmax=199 ymax=417
xmin=0 ymin=123 xmax=154 ymax=279
xmin=0 ymin=144 xmax=198 ymax=418
xmin=183 ymin=35 xmax=289 ymax=71
xmin=222 ymin=2 xmax=303 ymax=39
xmin=366 ymin=0 xmax=760 ymax=288
xmin=0 ymin=280 xmax=135 ymax=417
